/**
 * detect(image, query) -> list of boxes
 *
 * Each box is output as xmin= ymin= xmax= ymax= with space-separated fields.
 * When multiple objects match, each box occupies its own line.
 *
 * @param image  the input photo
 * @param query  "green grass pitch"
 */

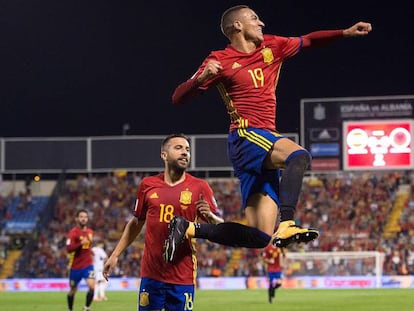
xmin=1 ymin=289 xmax=412 ymax=311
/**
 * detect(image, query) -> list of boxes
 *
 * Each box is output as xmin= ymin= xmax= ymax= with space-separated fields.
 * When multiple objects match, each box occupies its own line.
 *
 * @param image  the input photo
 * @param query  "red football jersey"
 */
xmin=263 ymin=244 xmax=284 ymax=273
xmin=134 ymin=173 xmax=219 ymax=285
xmin=192 ymin=35 xmax=301 ymax=131
xmin=66 ymin=226 xmax=94 ymax=270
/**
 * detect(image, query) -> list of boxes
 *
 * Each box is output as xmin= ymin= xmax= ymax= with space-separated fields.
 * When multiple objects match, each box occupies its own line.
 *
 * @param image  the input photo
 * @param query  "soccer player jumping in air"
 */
xmin=164 ymin=5 xmax=372 ymax=261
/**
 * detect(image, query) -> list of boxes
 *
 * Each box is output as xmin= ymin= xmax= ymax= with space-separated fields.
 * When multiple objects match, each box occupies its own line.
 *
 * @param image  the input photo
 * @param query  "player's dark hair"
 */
xmin=220 ymin=5 xmax=249 ymax=38
xmin=76 ymin=209 xmax=88 ymax=217
xmin=161 ymin=133 xmax=189 ymax=150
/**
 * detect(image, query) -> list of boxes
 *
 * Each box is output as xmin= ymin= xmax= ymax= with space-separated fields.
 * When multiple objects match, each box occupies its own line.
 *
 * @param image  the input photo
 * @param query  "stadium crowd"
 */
xmin=1 ymin=170 xmax=414 ymax=278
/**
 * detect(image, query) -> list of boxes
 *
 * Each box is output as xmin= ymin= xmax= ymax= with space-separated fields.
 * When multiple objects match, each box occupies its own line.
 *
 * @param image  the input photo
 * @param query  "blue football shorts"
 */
xmin=268 ymin=271 xmax=283 ymax=283
xmin=228 ymin=128 xmax=284 ymax=208
xmin=138 ymin=277 xmax=195 ymax=311
xmin=69 ymin=265 xmax=94 ymax=288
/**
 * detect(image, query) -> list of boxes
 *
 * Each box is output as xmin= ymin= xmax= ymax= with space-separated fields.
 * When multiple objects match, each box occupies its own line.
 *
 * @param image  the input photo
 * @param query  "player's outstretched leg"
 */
xmin=272 ymin=220 xmax=319 ymax=248
xmin=164 ymin=216 xmax=189 ymax=263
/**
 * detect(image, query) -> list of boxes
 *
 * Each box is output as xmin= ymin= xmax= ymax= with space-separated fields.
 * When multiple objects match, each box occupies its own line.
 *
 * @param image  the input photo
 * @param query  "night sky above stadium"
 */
xmin=0 ymin=1 xmax=412 ymax=138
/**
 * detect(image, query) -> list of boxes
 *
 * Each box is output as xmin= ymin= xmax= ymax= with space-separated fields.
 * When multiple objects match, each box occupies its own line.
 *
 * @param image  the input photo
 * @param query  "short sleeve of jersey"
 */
xmin=133 ymin=179 xmax=149 ymax=220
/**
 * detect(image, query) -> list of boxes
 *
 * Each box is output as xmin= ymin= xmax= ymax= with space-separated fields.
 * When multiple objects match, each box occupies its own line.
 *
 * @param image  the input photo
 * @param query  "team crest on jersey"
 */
xmin=261 ymin=48 xmax=274 ymax=64
xmin=139 ymin=292 xmax=150 ymax=307
xmin=179 ymin=189 xmax=192 ymax=205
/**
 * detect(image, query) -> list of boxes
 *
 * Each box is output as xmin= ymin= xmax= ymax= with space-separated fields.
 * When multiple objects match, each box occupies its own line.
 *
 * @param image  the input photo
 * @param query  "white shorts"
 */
xmin=95 ymin=270 xmax=105 ymax=282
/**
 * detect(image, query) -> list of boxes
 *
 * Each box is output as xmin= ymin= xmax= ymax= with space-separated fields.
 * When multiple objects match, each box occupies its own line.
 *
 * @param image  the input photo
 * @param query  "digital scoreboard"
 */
xmin=343 ymin=119 xmax=413 ymax=170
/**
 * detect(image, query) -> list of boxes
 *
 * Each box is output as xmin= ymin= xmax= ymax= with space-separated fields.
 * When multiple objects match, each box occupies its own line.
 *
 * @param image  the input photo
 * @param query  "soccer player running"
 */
xmin=92 ymin=240 xmax=108 ymax=301
xmin=103 ymin=133 xmax=223 ymax=311
xmin=164 ymin=5 xmax=372 ymax=259
xmin=262 ymin=243 xmax=285 ymax=303
xmin=66 ymin=209 xmax=95 ymax=311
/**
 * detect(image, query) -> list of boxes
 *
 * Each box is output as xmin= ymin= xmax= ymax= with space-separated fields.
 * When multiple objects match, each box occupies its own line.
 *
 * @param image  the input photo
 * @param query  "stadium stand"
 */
xmin=1 ymin=170 xmax=413 ymax=279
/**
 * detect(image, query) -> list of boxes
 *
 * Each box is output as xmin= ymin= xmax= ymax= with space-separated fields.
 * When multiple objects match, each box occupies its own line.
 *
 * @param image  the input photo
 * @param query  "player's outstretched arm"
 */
xmin=103 ymin=217 xmax=144 ymax=280
xmin=343 ymin=21 xmax=372 ymax=37
xmin=300 ymin=21 xmax=372 ymax=49
xmin=103 ymin=256 xmax=118 ymax=281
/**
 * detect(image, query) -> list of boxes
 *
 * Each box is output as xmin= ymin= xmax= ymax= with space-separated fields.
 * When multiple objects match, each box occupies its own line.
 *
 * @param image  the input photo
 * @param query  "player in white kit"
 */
xmin=92 ymin=241 xmax=108 ymax=301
